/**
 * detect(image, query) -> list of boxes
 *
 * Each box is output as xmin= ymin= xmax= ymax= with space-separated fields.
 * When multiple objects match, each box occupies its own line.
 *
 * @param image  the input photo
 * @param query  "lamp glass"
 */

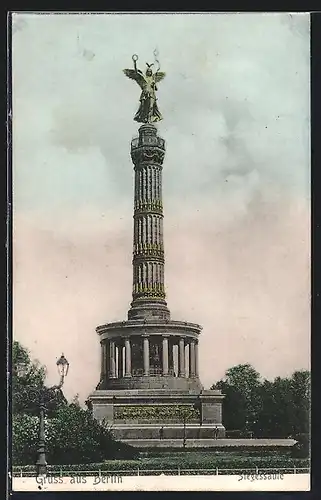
xmin=56 ymin=354 xmax=69 ymax=378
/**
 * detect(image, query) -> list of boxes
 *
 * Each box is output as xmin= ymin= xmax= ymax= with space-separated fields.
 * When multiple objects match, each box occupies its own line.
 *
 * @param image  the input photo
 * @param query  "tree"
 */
xmin=12 ymin=414 xmax=57 ymax=465
xmin=12 ymin=341 xmax=138 ymax=465
xmin=212 ymin=364 xmax=262 ymax=435
xmin=47 ymin=403 xmax=136 ymax=464
xmin=290 ymin=370 xmax=310 ymax=436
xmin=257 ymin=376 xmax=293 ymax=438
xmin=13 ymin=341 xmax=45 ymax=414
xmin=12 ymin=403 xmax=136 ymax=465
xmin=12 ymin=341 xmax=67 ymax=416
xmin=212 ymin=364 xmax=310 ymax=445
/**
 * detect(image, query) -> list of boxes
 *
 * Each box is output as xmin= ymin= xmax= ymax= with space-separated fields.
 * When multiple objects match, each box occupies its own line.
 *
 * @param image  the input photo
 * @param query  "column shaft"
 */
xmin=178 ymin=338 xmax=185 ymax=377
xmin=125 ymin=338 xmax=132 ymax=377
xmin=100 ymin=342 xmax=106 ymax=380
xmin=104 ymin=341 xmax=110 ymax=380
xmin=109 ymin=340 xmax=116 ymax=379
xmin=189 ymin=340 xmax=196 ymax=377
xmin=195 ymin=342 xmax=199 ymax=377
xmin=162 ymin=336 xmax=169 ymax=376
xmin=118 ymin=344 xmax=123 ymax=378
xmin=143 ymin=336 xmax=150 ymax=376
xmin=168 ymin=338 xmax=174 ymax=375
xmin=130 ymin=126 xmax=167 ymax=308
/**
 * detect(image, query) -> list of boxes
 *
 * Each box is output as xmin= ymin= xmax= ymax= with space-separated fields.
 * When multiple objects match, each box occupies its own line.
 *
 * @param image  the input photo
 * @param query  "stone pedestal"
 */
xmin=87 ymin=388 xmax=225 ymax=444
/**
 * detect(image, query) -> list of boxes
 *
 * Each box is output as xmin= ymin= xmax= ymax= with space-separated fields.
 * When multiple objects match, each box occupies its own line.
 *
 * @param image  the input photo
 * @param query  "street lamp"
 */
xmin=36 ymin=354 xmax=70 ymax=477
xmin=15 ymin=354 xmax=70 ymax=477
xmin=178 ymin=408 xmax=189 ymax=449
xmin=56 ymin=353 xmax=70 ymax=386
xmin=183 ymin=413 xmax=187 ymax=448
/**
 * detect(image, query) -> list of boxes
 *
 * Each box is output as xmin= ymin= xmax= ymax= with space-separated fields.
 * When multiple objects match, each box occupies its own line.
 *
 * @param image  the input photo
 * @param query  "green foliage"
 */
xmin=12 ymin=341 xmax=137 ymax=466
xmin=13 ymin=341 xmax=46 ymax=415
xmin=12 ymin=402 xmax=137 ymax=466
xmin=13 ymin=414 xmax=39 ymax=465
xmin=12 ymin=341 xmax=67 ymax=416
xmin=47 ymin=403 xmax=137 ymax=464
xmin=212 ymin=364 xmax=310 ymax=449
xmin=12 ymin=414 xmax=57 ymax=465
xmin=213 ymin=364 xmax=262 ymax=434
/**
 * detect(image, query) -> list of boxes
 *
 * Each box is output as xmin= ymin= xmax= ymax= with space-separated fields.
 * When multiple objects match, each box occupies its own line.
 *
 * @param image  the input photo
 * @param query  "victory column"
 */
xmin=87 ymin=52 xmax=225 ymax=446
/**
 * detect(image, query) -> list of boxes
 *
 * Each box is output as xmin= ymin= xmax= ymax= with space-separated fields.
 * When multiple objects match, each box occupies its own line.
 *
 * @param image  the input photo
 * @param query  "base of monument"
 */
xmin=87 ymin=388 xmax=226 ymax=444
xmin=109 ymin=423 xmax=226 ymax=441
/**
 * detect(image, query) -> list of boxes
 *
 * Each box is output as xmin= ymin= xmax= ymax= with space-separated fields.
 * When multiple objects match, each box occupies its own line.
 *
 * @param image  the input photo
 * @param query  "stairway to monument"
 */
xmin=120 ymin=438 xmax=299 ymax=450
xmin=122 ymin=438 xmax=223 ymax=448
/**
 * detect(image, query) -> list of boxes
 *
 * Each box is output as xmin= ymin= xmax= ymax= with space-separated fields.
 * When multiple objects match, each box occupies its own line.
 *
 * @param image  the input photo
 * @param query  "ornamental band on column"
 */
xmin=87 ymin=53 xmax=226 ymax=445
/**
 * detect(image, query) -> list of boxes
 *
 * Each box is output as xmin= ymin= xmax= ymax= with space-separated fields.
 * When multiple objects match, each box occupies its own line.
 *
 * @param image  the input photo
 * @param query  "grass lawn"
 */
xmin=100 ymin=451 xmax=310 ymax=471
xmin=13 ymin=451 xmax=310 ymax=475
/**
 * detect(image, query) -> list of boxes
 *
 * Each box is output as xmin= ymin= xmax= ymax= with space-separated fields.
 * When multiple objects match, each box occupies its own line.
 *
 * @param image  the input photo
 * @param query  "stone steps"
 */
xmin=121 ymin=438 xmax=298 ymax=449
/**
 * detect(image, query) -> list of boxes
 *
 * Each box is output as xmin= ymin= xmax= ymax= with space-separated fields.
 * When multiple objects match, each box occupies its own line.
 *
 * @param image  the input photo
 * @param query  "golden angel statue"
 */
xmin=123 ymin=53 xmax=166 ymax=124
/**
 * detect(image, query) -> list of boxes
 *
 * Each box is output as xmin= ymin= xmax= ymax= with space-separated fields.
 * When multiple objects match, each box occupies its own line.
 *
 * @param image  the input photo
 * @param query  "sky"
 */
xmin=12 ymin=12 xmax=310 ymax=403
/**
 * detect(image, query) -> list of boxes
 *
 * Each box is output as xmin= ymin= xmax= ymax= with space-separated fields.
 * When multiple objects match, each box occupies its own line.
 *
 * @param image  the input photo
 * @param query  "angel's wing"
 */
xmin=154 ymin=71 xmax=166 ymax=83
xmin=123 ymin=68 xmax=146 ymax=88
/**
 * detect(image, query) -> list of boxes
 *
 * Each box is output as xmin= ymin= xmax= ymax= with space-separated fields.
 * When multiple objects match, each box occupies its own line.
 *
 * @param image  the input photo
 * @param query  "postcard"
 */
xmin=10 ymin=11 xmax=310 ymax=492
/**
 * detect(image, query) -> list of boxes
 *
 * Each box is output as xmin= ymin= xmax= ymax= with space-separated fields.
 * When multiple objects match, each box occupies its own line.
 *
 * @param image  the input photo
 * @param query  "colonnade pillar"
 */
xmin=104 ymin=335 xmax=199 ymax=380
xmin=189 ymin=340 xmax=196 ymax=377
xmin=178 ymin=337 xmax=185 ymax=377
xmin=109 ymin=340 xmax=116 ymax=379
xmin=118 ymin=343 xmax=124 ymax=378
xmin=125 ymin=337 xmax=132 ymax=377
xmin=100 ymin=342 xmax=106 ymax=380
xmin=143 ymin=336 xmax=150 ymax=376
xmin=162 ymin=336 xmax=169 ymax=376
xmin=195 ymin=341 xmax=199 ymax=377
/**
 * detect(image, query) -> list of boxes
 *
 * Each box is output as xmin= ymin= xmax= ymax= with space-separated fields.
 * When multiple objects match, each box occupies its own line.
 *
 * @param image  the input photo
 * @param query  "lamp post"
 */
xmin=178 ymin=408 xmax=189 ymax=449
xmin=37 ymin=354 xmax=70 ymax=476
xmin=183 ymin=413 xmax=187 ymax=448
xmin=15 ymin=353 xmax=70 ymax=477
